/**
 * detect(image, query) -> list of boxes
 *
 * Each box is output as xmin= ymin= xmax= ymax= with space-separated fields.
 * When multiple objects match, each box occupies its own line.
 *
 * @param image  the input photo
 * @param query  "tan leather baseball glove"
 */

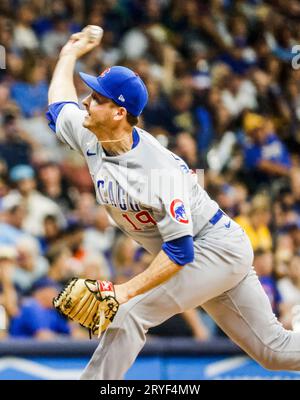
xmin=53 ymin=278 xmax=119 ymax=337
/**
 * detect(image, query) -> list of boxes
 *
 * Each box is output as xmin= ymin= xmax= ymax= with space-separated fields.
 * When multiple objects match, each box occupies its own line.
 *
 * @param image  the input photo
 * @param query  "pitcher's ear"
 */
xmin=113 ymin=107 xmax=126 ymax=120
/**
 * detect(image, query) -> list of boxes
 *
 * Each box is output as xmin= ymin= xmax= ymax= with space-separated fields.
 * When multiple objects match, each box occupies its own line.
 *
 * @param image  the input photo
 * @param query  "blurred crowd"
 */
xmin=1 ymin=0 xmax=300 ymax=340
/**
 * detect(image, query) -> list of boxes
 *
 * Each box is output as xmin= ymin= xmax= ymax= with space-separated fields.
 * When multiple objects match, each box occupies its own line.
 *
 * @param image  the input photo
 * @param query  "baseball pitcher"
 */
xmin=47 ymin=26 xmax=300 ymax=379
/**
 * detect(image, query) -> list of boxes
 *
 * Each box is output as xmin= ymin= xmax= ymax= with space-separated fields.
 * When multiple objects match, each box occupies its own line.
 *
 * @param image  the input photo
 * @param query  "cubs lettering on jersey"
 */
xmin=97 ymin=178 xmax=141 ymax=211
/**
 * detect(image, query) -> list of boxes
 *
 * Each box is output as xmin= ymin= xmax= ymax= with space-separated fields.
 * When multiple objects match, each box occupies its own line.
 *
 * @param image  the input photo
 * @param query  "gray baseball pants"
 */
xmin=81 ymin=216 xmax=300 ymax=379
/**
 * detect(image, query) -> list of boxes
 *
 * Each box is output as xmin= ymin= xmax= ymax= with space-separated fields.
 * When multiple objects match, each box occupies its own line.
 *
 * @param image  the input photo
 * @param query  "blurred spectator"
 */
xmin=206 ymin=117 xmax=237 ymax=173
xmin=290 ymin=168 xmax=300 ymax=215
xmin=278 ymin=253 xmax=300 ymax=329
xmin=80 ymin=253 xmax=111 ymax=281
xmin=275 ymin=233 xmax=294 ymax=279
xmin=62 ymin=221 xmax=86 ymax=264
xmin=235 ymin=193 xmax=272 ymax=251
xmin=13 ymin=236 xmax=48 ymax=294
xmin=0 ymin=108 xmax=39 ymax=169
xmin=120 ymin=17 xmax=149 ymax=60
xmin=254 ymin=248 xmax=283 ymax=318
xmin=39 ymin=214 xmax=62 ymax=254
xmin=0 ymin=246 xmax=19 ymax=321
xmin=13 ymin=5 xmax=39 ymax=50
xmin=111 ymin=235 xmax=140 ymax=283
xmin=9 ymin=277 xmax=70 ymax=339
xmin=173 ymin=132 xmax=201 ymax=169
xmin=9 ymin=164 xmax=65 ymax=236
xmin=221 ymin=73 xmax=257 ymax=117
xmin=41 ymin=16 xmax=73 ymax=57
xmin=71 ymin=192 xmax=97 ymax=227
xmin=0 ymin=174 xmax=9 ymax=198
xmin=0 ymin=193 xmax=28 ymax=246
xmin=278 ymin=253 xmax=300 ymax=304
xmin=210 ymin=180 xmax=249 ymax=218
xmin=143 ymin=77 xmax=169 ymax=132
xmin=250 ymin=68 xmax=284 ymax=117
xmin=286 ymin=221 xmax=300 ymax=254
xmin=83 ymin=206 xmax=116 ymax=258
xmin=242 ymin=113 xmax=291 ymax=191
xmin=10 ymin=56 xmax=48 ymax=118
xmin=159 ymin=87 xmax=196 ymax=135
xmin=213 ymin=183 xmax=238 ymax=217
xmin=45 ymin=245 xmax=73 ymax=286
xmin=38 ymin=161 xmax=74 ymax=214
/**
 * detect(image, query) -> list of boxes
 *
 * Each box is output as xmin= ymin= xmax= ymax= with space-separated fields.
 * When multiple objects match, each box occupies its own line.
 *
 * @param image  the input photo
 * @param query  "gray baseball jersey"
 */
xmin=54 ymin=103 xmax=300 ymax=379
xmin=55 ymin=103 xmax=219 ymax=253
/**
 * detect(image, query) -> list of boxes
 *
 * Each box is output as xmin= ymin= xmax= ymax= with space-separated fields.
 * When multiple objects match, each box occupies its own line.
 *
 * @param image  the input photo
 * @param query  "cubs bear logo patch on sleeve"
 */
xmin=169 ymin=199 xmax=189 ymax=224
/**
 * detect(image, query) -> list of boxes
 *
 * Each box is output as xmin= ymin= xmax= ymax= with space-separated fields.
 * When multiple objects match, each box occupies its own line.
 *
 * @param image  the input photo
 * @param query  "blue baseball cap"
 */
xmin=79 ymin=66 xmax=148 ymax=117
xmin=10 ymin=164 xmax=35 ymax=182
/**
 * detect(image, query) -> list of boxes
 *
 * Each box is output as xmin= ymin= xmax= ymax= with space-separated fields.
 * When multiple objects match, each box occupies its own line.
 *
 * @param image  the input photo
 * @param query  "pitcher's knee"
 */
xmin=257 ymin=350 xmax=291 ymax=371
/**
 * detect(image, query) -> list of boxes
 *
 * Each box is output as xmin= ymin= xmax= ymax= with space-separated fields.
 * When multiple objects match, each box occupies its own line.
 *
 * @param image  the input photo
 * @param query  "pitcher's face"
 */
xmin=82 ymin=91 xmax=119 ymax=131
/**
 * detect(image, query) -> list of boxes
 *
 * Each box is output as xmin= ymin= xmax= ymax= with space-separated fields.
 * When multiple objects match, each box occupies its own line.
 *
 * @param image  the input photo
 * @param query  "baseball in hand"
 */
xmin=84 ymin=25 xmax=103 ymax=42
xmin=60 ymin=25 xmax=103 ymax=58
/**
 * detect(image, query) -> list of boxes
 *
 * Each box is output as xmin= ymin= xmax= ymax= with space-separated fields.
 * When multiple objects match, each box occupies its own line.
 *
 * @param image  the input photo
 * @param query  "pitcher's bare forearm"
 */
xmin=48 ymin=54 xmax=78 ymax=104
xmin=116 ymin=250 xmax=182 ymax=303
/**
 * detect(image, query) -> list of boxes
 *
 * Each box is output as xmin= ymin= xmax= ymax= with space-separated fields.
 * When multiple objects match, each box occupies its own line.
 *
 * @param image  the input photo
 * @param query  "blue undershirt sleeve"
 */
xmin=46 ymin=101 xmax=79 ymax=132
xmin=162 ymin=235 xmax=194 ymax=266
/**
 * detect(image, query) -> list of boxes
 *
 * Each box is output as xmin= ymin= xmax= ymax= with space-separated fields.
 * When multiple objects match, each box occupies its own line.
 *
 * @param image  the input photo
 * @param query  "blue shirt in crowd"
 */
xmin=0 ymin=222 xmax=25 ymax=246
xmin=9 ymin=298 xmax=70 ymax=338
xmin=244 ymin=133 xmax=291 ymax=170
xmin=10 ymin=81 xmax=48 ymax=118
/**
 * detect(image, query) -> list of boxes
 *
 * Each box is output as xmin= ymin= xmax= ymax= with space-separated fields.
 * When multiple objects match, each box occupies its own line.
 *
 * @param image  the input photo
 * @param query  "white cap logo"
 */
xmin=118 ymin=94 xmax=125 ymax=102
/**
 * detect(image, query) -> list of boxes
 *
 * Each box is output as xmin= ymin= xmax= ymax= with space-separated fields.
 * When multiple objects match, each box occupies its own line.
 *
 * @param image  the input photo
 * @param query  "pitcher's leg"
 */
xmin=202 ymin=267 xmax=300 ymax=371
xmin=80 ymin=284 xmax=182 ymax=380
xmin=81 ymin=225 xmax=253 ymax=380
xmin=80 ymin=262 xmax=250 ymax=380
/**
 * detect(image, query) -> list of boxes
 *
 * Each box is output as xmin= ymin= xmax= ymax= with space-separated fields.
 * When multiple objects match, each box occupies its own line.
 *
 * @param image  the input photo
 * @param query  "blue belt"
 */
xmin=209 ymin=209 xmax=224 ymax=225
